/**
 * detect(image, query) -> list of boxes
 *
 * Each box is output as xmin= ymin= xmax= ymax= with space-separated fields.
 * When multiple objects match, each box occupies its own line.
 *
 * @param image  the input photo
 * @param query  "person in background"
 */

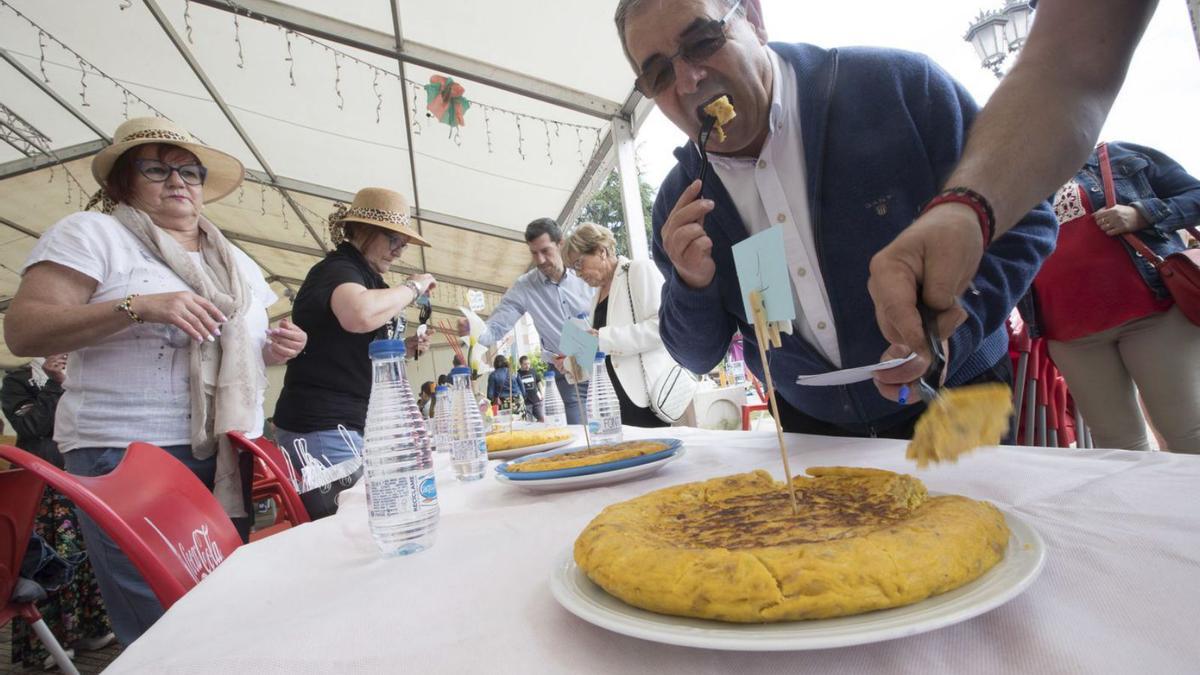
xmin=2 ymin=355 xmax=115 ymax=669
xmin=1032 ymin=142 xmax=1200 ymax=452
xmin=868 ymin=0 xmax=1161 ymax=381
xmin=273 ymin=187 xmax=433 ymax=519
xmin=487 ymin=354 xmax=524 ymax=412
xmin=262 ymin=417 xmax=277 ymax=444
xmin=3 ymin=117 xmax=304 ymax=644
xmin=516 ymin=355 xmax=545 ymax=422
xmin=417 ymin=381 xmax=436 ymax=418
xmin=2 ymin=354 xmax=67 ymax=468
xmin=615 ymin=0 xmax=1055 ymax=437
xmin=457 ymin=218 xmax=594 ymax=423
xmin=563 ymin=223 xmax=673 ymax=429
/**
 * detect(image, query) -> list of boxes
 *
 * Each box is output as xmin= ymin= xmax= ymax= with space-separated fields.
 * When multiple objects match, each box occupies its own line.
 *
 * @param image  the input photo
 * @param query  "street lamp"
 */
xmin=1001 ymin=0 xmax=1034 ymax=51
xmin=965 ymin=1 xmax=1035 ymax=78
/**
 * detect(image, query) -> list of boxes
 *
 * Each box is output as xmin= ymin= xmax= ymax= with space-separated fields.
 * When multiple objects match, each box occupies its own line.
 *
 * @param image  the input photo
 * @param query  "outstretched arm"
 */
xmin=869 ymin=0 xmax=1157 ymax=358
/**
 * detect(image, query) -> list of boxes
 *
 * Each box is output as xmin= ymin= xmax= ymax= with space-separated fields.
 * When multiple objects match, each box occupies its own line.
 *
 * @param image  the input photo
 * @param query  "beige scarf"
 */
xmin=112 ymin=204 xmax=262 ymax=518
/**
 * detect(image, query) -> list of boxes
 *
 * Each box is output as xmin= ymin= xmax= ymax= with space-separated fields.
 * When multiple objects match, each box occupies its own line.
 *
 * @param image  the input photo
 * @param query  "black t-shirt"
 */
xmin=274 ymin=243 xmax=393 ymax=433
xmin=518 ymin=367 xmax=542 ymax=404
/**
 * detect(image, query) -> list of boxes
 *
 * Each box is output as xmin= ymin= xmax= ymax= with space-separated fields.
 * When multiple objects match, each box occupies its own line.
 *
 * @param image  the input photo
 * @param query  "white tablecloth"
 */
xmin=108 ymin=426 xmax=1200 ymax=674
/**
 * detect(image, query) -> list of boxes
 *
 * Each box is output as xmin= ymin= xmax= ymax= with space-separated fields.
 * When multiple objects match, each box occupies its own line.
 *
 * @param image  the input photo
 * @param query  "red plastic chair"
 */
xmin=0 ymin=469 xmax=79 ymax=674
xmin=0 ymin=443 xmax=242 ymax=610
xmin=227 ymin=432 xmax=309 ymax=537
xmin=742 ymin=373 xmax=770 ymax=430
xmin=1008 ymin=314 xmax=1033 ymax=442
xmin=1053 ymin=377 xmax=1074 ymax=448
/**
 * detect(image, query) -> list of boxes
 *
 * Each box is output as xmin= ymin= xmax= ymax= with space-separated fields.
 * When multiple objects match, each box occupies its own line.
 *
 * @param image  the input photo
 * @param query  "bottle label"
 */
xmin=418 ymin=475 xmax=438 ymax=502
xmin=588 ymin=416 xmax=621 ymax=435
xmin=451 ymin=438 xmax=486 ymax=462
xmin=367 ymin=470 xmax=438 ymax=519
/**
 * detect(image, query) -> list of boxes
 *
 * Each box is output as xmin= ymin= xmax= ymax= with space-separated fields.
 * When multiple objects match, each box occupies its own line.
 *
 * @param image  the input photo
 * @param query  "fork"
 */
xmin=696 ymin=114 xmax=718 ymax=199
xmin=914 ymin=303 xmax=947 ymax=405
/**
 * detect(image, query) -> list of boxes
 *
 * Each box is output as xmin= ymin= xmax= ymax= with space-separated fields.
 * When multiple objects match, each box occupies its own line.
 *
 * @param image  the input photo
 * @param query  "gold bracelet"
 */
xmin=115 ymin=294 xmax=144 ymax=324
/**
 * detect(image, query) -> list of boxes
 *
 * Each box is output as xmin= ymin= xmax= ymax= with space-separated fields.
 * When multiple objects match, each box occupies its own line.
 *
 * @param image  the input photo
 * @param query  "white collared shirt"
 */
xmin=709 ymin=47 xmax=842 ymax=367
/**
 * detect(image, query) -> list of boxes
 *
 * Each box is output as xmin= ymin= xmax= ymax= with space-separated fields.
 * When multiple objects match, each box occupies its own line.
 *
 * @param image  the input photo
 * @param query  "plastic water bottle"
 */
xmin=432 ymin=384 xmax=452 ymax=452
xmin=586 ymin=352 xmax=623 ymax=445
xmin=362 ymin=339 xmax=438 ymax=557
xmin=542 ymin=370 xmax=567 ymax=427
xmin=448 ymin=365 xmax=488 ymax=481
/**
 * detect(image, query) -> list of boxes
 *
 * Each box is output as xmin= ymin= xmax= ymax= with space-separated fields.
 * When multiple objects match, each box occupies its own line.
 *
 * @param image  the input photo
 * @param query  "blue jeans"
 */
xmin=274 ymin=427 xmax=364 ymax=520
xmin=552 ymin=368 xmax=590 ymax=426
xmin=63 ymin=444 xmax=215 ymax=647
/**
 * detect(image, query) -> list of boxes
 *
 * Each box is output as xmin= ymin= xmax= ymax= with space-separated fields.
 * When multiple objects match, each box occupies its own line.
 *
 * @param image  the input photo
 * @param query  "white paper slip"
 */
xmin=795 ymin=353 xmax=918 ymax=386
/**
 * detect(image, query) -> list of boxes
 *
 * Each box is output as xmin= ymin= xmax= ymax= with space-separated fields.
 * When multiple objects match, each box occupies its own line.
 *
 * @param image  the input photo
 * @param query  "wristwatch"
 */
xmin=403 ymin=280 xmax=423 ymax=297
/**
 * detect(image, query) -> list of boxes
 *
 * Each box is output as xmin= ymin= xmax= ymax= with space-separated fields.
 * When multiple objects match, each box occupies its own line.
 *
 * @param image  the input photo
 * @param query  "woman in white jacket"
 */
xmin=563 ymin=223 xmax=673 ymax=428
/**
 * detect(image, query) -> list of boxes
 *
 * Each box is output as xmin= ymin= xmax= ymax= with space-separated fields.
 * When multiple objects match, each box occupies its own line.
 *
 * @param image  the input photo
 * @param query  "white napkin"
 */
xmin=795 ymin=353 xmax=918 ymax=386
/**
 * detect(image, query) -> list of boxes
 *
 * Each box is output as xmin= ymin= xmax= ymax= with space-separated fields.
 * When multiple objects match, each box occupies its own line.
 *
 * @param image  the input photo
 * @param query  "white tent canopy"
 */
xmin=0 ymin=0 xmax=655 ymax=367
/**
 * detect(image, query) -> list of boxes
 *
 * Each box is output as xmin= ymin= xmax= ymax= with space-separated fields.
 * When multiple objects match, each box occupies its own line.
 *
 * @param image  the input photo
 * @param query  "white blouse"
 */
xmin=595 ymin=257 xmax=676 ymax=409
xmin=22 ymin=211 xmax=277 ymax=452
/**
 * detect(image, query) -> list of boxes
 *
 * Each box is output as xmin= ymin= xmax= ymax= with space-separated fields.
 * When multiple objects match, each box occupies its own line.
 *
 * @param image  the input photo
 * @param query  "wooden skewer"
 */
xmin=572 ymin=359 xmax=592 ymax=450
xmin=749 ymin=290 xmax=799 ymax=516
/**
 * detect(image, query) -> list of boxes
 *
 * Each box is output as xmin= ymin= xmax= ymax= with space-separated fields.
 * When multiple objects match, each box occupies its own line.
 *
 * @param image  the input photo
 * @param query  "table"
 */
xmin=108 ymin=426 xmax=1200 ymax=674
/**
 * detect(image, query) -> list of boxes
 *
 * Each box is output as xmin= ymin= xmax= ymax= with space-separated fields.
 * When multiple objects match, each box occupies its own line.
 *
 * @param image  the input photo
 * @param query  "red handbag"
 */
xmin=1098 ymin=143 xmax=1200 ymax=326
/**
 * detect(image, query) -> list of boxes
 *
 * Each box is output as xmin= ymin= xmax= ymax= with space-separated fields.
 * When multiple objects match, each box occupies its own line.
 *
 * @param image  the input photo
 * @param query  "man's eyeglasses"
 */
xmin=133 ymin=159 xmax=208 ymax=186
xmin=634 ymin=0 xmax=743 ymax=97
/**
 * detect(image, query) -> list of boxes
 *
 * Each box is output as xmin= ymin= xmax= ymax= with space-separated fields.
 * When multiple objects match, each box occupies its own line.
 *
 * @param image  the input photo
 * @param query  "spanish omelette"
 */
xmin=506 ymin=440 xmax=670 ymax=473
xmin=907 ymin=383 xmax=1013 ymax=468
xmin=574 ymin=467 xmax=1008 ymax=622
xmin=485 ymin=428 xmax=573 ymax=453
xmin=703 ymin=96 xmax=736 ymax=143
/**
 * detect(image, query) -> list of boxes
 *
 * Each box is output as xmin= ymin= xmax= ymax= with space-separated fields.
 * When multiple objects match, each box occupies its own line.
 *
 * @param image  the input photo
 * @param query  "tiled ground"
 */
xmin=0 ymin=622 xmax=121 ymax=673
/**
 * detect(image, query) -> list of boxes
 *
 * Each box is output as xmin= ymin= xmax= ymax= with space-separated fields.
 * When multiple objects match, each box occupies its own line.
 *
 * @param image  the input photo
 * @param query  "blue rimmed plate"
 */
xmin=495 ymin=438 xmax=683 ymax=481
xmin=494 ymin=448 xmax=686 ymax=492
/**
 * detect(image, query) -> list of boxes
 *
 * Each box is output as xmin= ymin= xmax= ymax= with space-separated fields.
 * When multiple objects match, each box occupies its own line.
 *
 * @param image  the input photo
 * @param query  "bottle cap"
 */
xmin=435 ymin=385 xmax=449 ymax=393
xmin=368 ymin=339 xmax=406 ymax=359
xmin=543 ymin=370 xmax=556 ymax=381
xmin=594 ymin=351 xmax=606 ymax=362
xmin=450 ymin=366 xmax=472 ymax=377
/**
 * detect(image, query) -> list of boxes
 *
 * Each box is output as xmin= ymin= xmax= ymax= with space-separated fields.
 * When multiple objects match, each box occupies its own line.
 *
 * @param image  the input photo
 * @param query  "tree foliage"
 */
xmin=577 ymin=170 xmax=656 ymax=258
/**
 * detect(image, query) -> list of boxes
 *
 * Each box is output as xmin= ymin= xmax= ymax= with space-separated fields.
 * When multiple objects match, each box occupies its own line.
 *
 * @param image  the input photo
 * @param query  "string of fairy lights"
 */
xmin=0 ymin=0 xmax=608 ymax=241
xmin=188 ymin=0 xmax=605 ymax=163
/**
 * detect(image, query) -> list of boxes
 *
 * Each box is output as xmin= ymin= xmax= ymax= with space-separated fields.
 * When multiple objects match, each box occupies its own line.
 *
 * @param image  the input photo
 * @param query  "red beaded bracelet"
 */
xmin=919 ymin=187 xmax=996 ymax=251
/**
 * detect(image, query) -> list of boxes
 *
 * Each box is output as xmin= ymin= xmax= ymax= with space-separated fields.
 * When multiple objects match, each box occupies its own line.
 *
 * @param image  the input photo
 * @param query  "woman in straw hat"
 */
xmin=272 ymin=187 xmax=436 ymax=519
xmin=4 ymin=116 xmax=307 ymax=645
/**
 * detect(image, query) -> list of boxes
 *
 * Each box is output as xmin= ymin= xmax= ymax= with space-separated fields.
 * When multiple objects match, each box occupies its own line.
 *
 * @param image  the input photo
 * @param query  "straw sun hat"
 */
xmin=329 ymin=187 xmax=430 ymax=247
xmin=91 ymin=116 xmax=245 ymax=203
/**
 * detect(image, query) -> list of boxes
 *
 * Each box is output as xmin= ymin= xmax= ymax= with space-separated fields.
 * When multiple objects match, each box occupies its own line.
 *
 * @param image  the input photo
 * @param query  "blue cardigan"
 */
xmin=651 ymin=43 xmax=1059 ymax=434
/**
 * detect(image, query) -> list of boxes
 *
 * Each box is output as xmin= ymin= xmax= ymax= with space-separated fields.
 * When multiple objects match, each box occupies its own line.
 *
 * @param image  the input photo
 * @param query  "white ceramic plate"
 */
xmin=549 ymin=508 xmax=1046 ymax=651
xmin=488 ymin=436 xmax=575 ymax=460
xmin=494 ymin=448 xmax=686 ymax=492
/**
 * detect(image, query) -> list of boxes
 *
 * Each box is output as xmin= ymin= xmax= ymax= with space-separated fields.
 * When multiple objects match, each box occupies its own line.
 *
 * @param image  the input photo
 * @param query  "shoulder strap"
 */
xmin=628 ymin=260 xmax=638 ymax=319
xmin=1100 ymin=143 xmax=1167 ymax=268
xmin=620 ymin=261 xmax=653 ymax=398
